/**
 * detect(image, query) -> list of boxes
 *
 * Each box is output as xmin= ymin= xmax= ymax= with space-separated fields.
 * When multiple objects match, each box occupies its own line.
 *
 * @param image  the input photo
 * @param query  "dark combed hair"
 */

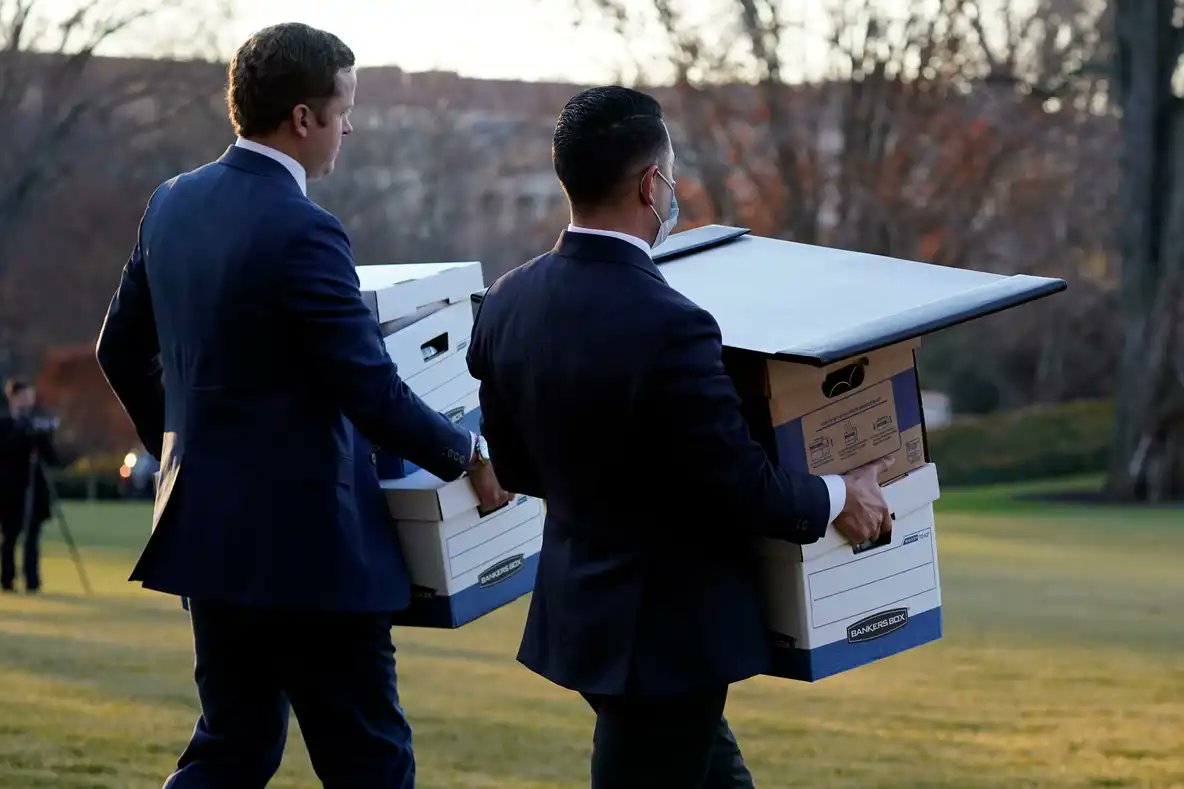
xmin=227 ymin=23 xmax=355 ymax=137
xmin=552 ymin=86 xmax=669 ymax=208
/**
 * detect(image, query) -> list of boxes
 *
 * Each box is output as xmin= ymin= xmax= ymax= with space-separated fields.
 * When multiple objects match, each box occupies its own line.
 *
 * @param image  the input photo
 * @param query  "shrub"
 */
xmin=927 ymin=400 xmax=1113 ymax=486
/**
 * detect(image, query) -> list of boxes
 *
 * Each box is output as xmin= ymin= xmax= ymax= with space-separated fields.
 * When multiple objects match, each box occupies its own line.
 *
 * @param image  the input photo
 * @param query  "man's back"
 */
xmin=93 ymin=26 xmax=513 ymax=786
xmin=100 ymin=146 xmax=466 ymax=611
xmin=470 ymin=231 xmax=832 ymax=695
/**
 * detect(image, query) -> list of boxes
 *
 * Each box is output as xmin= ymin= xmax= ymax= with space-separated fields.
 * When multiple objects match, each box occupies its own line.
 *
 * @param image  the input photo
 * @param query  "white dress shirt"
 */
xmin=567 ymin=224 xmax=652 ymax=256
xmin=234 ymin=138 xmax=308 ymax=196
xmin=565 ymin=225 xmax=847 ymax=523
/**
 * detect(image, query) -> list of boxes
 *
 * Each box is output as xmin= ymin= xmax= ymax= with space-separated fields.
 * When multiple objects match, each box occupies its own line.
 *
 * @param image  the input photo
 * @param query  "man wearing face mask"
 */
xmin=468 ymin=87 xmax=892 ymax=787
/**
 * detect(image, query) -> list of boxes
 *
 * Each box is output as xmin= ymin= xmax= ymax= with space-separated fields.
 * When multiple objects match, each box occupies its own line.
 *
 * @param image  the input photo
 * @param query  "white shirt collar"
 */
xmin=234 ymin=138 xmax=307 ymax=196
xmin=567 ymin=224 xmax=652 ymax=257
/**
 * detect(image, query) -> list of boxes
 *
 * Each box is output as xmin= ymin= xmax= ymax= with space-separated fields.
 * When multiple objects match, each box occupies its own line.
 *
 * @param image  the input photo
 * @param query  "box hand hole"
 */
xmin=421 ymin=332 xmax=450 ymax=361
xmin=821 ymin=358 xmax=868 ymax=398
xmin=852 ymin=527 xmax=892 ymax=555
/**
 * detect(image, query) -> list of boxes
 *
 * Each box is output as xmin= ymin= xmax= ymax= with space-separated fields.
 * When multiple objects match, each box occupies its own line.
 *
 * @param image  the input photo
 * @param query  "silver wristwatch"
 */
xmin=472 ymin=434 xmax=491 ymax=465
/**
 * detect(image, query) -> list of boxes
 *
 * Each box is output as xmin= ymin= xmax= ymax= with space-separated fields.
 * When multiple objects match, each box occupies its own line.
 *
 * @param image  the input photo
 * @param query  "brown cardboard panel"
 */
xmin=879 ymin=424 xmax=926 ymax=484
xmin=765 ymin=342 xmax=917 ymax=402
xmin=796 ymin=379 xmax=901 ymax=476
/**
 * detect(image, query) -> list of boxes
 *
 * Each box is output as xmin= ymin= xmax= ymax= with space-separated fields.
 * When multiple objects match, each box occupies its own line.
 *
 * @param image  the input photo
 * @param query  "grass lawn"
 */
xmin=1 ymin=478 xmax=1182 ymax=788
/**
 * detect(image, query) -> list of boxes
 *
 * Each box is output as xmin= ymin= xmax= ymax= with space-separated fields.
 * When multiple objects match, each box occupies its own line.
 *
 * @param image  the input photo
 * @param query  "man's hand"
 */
xmin=833 ymin=456 xmax=895 ymax=545
xmin=467 ymin=458 xmax=512 ymax=515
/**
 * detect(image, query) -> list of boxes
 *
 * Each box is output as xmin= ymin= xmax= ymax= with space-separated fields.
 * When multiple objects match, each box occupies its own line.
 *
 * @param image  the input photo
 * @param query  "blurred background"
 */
xmin=2 ymin=0 xmax=1176 ymax=504
xmin=0 ymin=2 xmax=1181 ymax=786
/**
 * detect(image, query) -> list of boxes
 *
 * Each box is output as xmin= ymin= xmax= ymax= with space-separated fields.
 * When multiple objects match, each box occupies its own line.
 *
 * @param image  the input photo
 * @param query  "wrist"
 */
xmin=469 ymin=434 xmax=490 ymax=468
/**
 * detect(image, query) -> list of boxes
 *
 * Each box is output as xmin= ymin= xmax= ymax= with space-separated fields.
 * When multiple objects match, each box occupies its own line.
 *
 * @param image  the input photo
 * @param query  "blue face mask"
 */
xmin=650 ymin=170 xmax=679 ymax=248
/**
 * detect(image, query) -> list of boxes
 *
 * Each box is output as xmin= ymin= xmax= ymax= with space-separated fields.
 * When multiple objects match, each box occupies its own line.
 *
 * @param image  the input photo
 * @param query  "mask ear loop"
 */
xmin=640 ymin=165 xmax=663 ymax=238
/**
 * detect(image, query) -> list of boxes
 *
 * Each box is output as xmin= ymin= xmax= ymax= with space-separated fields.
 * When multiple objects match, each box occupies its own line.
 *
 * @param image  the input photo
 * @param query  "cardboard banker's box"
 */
xmin=383 ymin=470 xmax=543 ymax=628
xmin=760 ymin=463 xmax=942 ymax=680
xmin=372 ymin=291 xmax=479 ymax=481
xmin=471 ymin=226 xmax=1064 ymax=675
xmin=727 ymin=341 xmax=925 ymax=483
xmin=357 ymin=261 xmax=483 ymax=324
xmin=383 ymin=301 xmax=474 ymax=390
xmin=646 ymin=225 xmax=1066 ymax=679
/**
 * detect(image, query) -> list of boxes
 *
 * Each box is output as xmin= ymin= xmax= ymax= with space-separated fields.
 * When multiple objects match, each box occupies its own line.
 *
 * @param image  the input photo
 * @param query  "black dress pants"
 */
xmin=581 ymin=687 xmax=756 ymax=788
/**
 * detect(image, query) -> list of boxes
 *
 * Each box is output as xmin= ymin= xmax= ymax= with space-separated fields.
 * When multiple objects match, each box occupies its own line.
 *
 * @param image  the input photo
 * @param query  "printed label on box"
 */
xmin=799 ymin=379 xmax=900 ymax=475
xmin=906 ymin=436 xmax=924 ymax=465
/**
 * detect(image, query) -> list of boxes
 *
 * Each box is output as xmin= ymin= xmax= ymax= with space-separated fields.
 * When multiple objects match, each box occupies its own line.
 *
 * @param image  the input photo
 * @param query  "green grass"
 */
xmin=2 ymin=481 xmax=1182 ymax=788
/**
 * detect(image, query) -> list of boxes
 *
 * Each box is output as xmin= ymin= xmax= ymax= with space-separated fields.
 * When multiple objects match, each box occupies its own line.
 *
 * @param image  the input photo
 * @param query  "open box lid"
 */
xmin=471 ymin=227 xmax=1063 ymax=365
xmin=656 ymin=227 xmax=1066 ymax=366
xmin=358 ymin=261 xmax=484 ymax=324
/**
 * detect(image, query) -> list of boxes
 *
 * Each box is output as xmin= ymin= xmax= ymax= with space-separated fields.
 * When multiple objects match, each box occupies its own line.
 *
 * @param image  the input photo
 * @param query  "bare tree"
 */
xmin=315 ymin=95 xmax=564 ymax=281
xmin=1108 ymin=0 xmax=1184 ymax=501
xmin=0 ymin=0 xmax=228 ymax=277
xmin=575 ymin=0 xmax=1133 ymax=474
xmin=580 ymin=0 xmax=1108 ymax=250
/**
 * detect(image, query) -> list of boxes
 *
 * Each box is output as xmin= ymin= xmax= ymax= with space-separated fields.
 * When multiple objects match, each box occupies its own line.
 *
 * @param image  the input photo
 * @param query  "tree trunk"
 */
xmin=1108 ymin=0 xmax=1184 ymax=501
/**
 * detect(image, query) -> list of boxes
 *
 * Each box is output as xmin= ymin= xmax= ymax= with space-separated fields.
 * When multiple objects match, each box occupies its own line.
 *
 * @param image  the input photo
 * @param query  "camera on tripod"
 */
xmin=22 ymin=414 xmax=60 ymax=439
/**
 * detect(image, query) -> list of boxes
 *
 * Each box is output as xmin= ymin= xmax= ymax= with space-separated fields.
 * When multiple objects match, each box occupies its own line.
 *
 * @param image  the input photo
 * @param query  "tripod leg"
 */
xmin=36 ymin=456 xmax=93 ymax=596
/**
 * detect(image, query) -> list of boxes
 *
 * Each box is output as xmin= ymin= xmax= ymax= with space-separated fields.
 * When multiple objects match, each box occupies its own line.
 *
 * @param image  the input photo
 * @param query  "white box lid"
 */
xmin=358 ymin=261 xmax=484 ymax=324
xmin=653 ymin=229 xmax=1064 ymax=366
xmin=470 ymin=227 xmax=1064 ymax=366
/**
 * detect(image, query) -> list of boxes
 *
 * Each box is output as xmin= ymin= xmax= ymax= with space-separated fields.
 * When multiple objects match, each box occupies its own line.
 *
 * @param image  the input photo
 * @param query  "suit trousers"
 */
xmin=164 ymin=599 xmax=414 ymax=788
xmin=0 ymin=509 xmax=41 ymax=591
xmin=581 ymin=687 xmax=756 ymax=789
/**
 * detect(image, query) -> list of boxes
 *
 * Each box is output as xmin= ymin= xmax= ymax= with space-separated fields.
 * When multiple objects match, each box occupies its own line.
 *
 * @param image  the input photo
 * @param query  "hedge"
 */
xmin=926 ymin=399 xmax=1113 ymax=486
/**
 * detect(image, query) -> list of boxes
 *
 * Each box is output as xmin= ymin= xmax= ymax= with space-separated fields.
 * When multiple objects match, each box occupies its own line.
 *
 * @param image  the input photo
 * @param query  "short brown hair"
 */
xmin=3 ymin=376 xmax=31 ymax=401
xmin=227 ymin=23 xmax=355 ymax=137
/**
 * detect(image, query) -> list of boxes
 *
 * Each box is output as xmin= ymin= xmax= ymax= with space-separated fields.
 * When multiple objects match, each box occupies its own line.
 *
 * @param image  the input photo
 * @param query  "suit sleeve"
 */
xmin=643 ymin=305 xmax=832 ymax=543
xmin=96 ymin=197 xmax=166 ymax=460
xmin=467 ymin=304 xmax=544 ymax=497
xmin=280 ymin=211 xmax=473 ymax=481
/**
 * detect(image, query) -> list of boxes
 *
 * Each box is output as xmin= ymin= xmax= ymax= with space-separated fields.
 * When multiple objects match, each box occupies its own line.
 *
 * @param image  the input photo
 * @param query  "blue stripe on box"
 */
xmin=773 ymin=369 xmax=921 ymax=473
xmin=390 ymin=550 xmax=539 ymax=629
xmin=775 ymin=419 xmax=808 ymax=473
xmin=768 ymin=606 xmax=942 ymax=681
xmin=892 ymin=368 xmax=922 ymax=432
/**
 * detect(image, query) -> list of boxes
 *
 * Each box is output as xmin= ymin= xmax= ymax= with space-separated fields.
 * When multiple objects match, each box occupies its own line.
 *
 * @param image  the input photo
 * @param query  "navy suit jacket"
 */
xmin=467 ymin=231 xmax=833 ymax=696
xmin=96 ymin=145 xmax=473 ymax=611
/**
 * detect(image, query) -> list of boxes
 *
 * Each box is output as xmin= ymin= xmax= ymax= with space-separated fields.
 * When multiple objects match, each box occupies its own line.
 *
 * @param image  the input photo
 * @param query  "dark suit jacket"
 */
xmin=0 ymin=415 xmax=56 ymax=525
xmin=467 ymin=231 xmax=833 ymax=696
xmin=96 ymin=145 xmax=473 ymax=611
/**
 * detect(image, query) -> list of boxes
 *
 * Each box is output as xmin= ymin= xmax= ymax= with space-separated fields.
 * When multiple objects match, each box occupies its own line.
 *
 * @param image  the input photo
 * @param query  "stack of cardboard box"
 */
xmin=357 ymin=262 xmax=544 ymax=628
xmin=652 ymin=227 xmax=1065 ymax=680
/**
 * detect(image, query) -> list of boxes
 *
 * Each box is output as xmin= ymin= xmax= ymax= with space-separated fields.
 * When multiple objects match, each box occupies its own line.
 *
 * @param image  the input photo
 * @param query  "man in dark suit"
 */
xmin=0 ymin=377 xmax=58 ymax=594
xmin=96 ymin=23 xmax=508 ymax=788
xmin=467 ymin=86 xmax=893 ymax=788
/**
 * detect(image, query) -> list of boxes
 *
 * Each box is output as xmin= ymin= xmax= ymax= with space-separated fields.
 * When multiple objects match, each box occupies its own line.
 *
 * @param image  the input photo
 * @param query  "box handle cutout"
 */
xmin=822 ymin=358 xmax=868 ymax=398
xmin=851 ymin=512 xmax=895 ymax=554
xmin=477 ymin=495 xmax=524 ymax=520
xmin=421 ymin=332 xmax=450 ymax=361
